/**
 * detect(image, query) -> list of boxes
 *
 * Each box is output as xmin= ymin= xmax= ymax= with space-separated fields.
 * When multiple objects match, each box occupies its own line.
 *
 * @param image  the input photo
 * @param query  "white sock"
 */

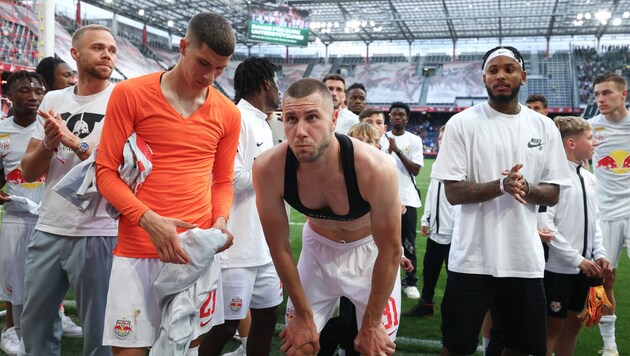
xmin=185 ymin=345 xmax=199 ymax=356
xmin=599 ymin=315 xmax=617 ymax=349
xmin=240 ymin=336 xmax=248 ymax=348
xmin=482 ymin=336 xmax=490 ymax=356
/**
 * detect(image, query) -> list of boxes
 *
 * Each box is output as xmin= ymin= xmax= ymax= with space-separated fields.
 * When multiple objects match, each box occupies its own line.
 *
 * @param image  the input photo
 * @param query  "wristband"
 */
xmin=42 ymin=139 xmax=57 ymax=152
xmin=41 ymin=139 xmax=66 ymax=164
xmin=396 ymin=149 xmax=403 ymax=156
xmin=499 ymin=177 xmax=507 ymax=194
xmin=523 ymin=179 xmax=530 ymax=197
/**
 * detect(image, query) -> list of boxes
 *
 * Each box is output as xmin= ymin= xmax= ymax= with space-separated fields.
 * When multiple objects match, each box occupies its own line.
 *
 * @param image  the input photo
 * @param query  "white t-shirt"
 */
xmin=220 ymin=99 xmax=274 ymax=268
xmin=385 ymin=131 xmax=424 ymax=208
xmin=335 ymin=108 xmax=359 ymax=135
xmin=32 ymin=84 xmax=118 ymax=237
xmin=0 ymin=118 xmax=45 ymax=220
xmin=590 ymin=113 xmax=630 ymax=220
xmin=432 ymin=102 xmax=572 ymax=278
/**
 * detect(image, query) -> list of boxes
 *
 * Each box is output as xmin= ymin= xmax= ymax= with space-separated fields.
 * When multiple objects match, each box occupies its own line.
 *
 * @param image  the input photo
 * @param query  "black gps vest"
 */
xmin=283 ymin=133 xmax=370 ymax=221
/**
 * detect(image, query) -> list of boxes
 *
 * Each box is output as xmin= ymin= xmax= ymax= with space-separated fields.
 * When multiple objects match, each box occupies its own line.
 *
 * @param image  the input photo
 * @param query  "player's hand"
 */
xmin=212 ymin=217 xmax=234 ymax=253
xmin=354 ymin=323 xmax=396 ymax=356
xmin=421 ymin=226 xmax=429 ymax=236
xmin=400 ymin=257 xmax=414 ymax=273
xmin=39 ymin=109 xmax=79 ymax=150
xmin=579 ymin=258 xmax=602 ymax=278
xmin=387 ymin=136 xmax=399 ymax=155
xmin=41 ymin=110 xmax=61 ymax=148
xmin=596 ymin=258 xmax=613 ymax=278
xmin=501 ymin=163 xmax=527 ymax=205
xmin=279 ymin=316 xmax=319 ymax=356
xmin=0 ymin=191 xmax=10 ymax=204
xmin=538 ymin=228 xmax=554 ymax=243
xmin=139 ymin=210 xmax=195 ymax=264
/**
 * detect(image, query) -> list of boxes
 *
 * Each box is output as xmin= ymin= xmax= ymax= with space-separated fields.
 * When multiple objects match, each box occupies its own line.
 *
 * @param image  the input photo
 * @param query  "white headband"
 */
xmin=483 ymin=48 xmax=524 ymax=71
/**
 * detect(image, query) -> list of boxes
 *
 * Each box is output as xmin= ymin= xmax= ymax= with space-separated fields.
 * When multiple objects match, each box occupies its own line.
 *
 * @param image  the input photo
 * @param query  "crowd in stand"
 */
xmin=574 ymin=45 xmax=630 ymax=105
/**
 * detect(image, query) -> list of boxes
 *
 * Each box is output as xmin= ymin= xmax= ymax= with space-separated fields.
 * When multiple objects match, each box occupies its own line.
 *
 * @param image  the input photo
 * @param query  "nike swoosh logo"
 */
xmin=200 ymin=319 xmax=211 ymax=327
xmin=527 ymin=142 xmax=542 ymax=148
xmin=0 ymin=152 xmax=9 ymax=158
xmin=257 ymin=142 xmax=264 ymax=147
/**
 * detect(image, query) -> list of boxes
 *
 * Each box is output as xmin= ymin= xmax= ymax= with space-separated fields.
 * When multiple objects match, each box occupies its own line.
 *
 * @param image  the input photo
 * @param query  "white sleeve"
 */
xmin=232 ymin=121 xmax=252 ymax=192
xmin=539 ymin=124 xmax=572 ymax=188
xmin=409 ymin=134 xmax=424 ymax=167
xmin=421 ymin=179 xmax=435 ymax=227
xmin=592 ymin=201 xmax=607 ymax=261
xmin=540 ymin=203 xmax=584 ymax=268
xmin=431 ymin=117 xmax=467 ymax=182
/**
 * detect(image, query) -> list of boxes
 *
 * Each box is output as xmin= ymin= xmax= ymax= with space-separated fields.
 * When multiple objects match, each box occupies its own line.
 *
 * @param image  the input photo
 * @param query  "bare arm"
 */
xmin=355 ymin=155 xmax=401 ymax=355
xmin=253 ymin=150 xmax=319 ymax=354
xmin=396 ymin=150 xmax=421 ymax=176
xmin=387 ymin=135 xmax=420 ymax=176
xmin=21 ymin=138 xmax=54 ymax=182
xmin=523 ymin=182 xmax=559 ymax=206
xmin=444 ymin=163 xmax=559 ymax=207
xmin=444 ymin=179 xmax=503 ymax=205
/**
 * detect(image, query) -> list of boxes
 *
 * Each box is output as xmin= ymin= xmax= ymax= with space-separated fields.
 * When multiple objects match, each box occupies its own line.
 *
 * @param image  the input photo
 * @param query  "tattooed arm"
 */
xmin=444 ymin=163 xmax=560 ymax=207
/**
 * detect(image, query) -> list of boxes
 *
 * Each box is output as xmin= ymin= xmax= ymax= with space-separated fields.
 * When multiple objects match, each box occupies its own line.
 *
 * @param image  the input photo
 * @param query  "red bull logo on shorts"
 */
xmin=549 ymin=301 xmax=562 ymax=313
xmin=596 ymin=150 xmax=630 ymax=174
xmin=230 ymin=297 xmax=243 ymax=312
xmin=113 ymin=319 xmax=132 ymax=338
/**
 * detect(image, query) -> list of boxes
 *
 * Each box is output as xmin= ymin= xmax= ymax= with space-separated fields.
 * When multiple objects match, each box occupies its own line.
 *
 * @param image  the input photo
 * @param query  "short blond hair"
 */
xmin=554 ymin=116 xmax=591 ymax=139
xmin=347 ymin=122 xmax=381 ymax=143
xmin=72 ymin=24 xmax=111 ymax=46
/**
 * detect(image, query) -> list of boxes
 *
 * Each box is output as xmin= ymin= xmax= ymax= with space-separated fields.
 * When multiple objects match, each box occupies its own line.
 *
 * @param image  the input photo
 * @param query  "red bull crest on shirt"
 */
xmin=596 ymin=150 xmax=630 ymax=174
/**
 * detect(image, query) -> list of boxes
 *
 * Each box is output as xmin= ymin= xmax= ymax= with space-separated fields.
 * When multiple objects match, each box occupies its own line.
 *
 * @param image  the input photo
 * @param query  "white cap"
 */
xmin=483 ymin=48 xmax=524 ymax=71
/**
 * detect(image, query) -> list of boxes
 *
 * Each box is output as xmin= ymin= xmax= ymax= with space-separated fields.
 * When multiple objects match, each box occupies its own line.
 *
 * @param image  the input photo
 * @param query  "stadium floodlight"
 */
xmin=167 ymin=20 xmax=174 ymax=27
xmin=594 ymin=10 xmax=612 ymax=21
xmin=573 ymin=20 xmax=584 ymax=26
xmin=613 ymin=18 xmax=622 ymax=26
xmin=624 ymin=11 xmax=630 ymax=18
xmin=138 ymin=9 xmax=145 ymax=16
xmin=361 ymin=21 xmax=367 ymax=27
xmin=577 ymin=13 xmax=583 ymax=20
xmin=370 ymin=21 xmax=375 ymax=27
xmin=584 ymin=13 xmax=591 ymax=19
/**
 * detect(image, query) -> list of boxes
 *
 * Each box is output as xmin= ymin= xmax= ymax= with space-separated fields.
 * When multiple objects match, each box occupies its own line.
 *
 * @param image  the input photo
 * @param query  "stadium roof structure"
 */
xmin=81 ymin=0 xmax=630 ymax=45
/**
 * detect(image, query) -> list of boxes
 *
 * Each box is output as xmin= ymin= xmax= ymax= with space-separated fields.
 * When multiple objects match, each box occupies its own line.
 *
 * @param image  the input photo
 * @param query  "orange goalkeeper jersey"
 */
xmin=96 ymin=72 xmax=240 ymax=258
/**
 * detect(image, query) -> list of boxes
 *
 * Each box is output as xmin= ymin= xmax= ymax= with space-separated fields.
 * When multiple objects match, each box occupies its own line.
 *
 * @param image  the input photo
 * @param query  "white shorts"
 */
xmin=221 ymin=263 xmax=283 ymax=320
xmin=0 ymin=214 xmax=37 ymax=304
xmin=601 ymin=217 xmax=630 ymax=268
xmin=102 ymin=255 xmax=224 ymax=348
xmin=286 ymin=223 xmax=401 ymax=340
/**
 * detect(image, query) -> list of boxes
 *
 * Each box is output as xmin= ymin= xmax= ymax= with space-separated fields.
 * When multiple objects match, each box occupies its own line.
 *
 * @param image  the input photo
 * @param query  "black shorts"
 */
xmin=441 ymin=272 xmax=546 ymax=355
xmin=544 ymin=270 xmax=590 ymax=318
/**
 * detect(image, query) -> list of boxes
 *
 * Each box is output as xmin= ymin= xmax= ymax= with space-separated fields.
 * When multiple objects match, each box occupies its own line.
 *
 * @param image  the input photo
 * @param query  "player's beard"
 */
xmin=294 ymin=133 xmax=331 ymax=163
xmin=486 ymin=84 xmax=520 ymax=104
xmin=81 ymin=59 xmax=113 ymax=80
